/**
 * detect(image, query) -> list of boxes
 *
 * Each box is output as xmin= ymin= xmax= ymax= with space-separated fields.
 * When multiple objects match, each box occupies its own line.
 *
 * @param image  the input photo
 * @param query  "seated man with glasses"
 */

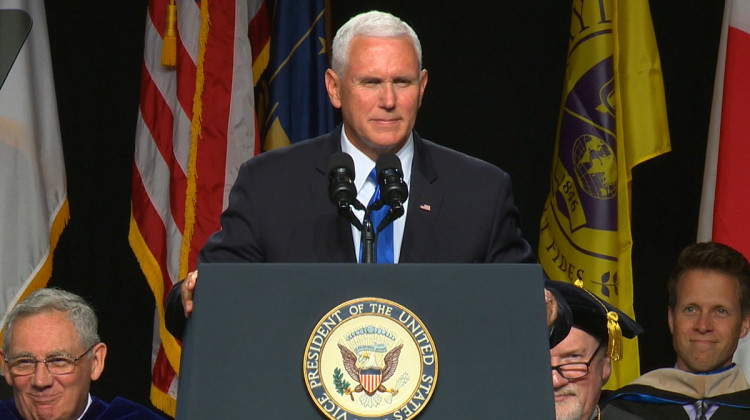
xmin=0 ymin=288 xmax=164 ymax=419
xmin=547 ymin=280 xmax=643 ymax=420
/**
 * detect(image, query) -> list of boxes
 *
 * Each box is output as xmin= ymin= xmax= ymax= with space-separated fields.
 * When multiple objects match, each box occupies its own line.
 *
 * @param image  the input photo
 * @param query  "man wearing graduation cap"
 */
xmin=601 ymin=242 xmax=750 ymax=419
xmin=547 ymin=280 xmax=644 ymax=420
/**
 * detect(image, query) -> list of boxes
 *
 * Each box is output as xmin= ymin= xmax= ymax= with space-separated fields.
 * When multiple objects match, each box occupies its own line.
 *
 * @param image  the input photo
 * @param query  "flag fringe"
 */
xmin=150 ymin=383 xmax=177 ymax=418
xmin=179 ymin=0 xmax=211 ymax=279
xmin=0 ymin=199 xmax=70 ymax=342
xmin=28 ymin=199 xmax=70 ymax=300
xmin=128 ymin=213 xmax=183 ymax=373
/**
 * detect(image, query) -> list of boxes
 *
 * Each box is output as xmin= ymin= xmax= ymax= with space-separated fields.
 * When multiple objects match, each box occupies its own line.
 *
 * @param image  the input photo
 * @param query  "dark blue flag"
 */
xmin=257 ymin=0 xmax=333 ymax=150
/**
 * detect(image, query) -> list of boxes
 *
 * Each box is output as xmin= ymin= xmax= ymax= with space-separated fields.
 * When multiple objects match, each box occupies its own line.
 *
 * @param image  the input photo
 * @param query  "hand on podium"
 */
xmin=181 ymin=270 xmax=198 ymax=318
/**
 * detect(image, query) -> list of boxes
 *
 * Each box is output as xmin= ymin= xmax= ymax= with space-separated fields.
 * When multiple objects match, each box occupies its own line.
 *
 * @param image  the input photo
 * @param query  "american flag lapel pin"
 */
xmin=419 ymin=203 xmax=431 ymax=212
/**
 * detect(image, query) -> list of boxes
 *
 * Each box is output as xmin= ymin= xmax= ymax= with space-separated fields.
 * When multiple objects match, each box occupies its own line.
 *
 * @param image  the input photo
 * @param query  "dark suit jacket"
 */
xmin=165 ymin=128 xmax=533 ymax=335
xmin=0 ymin=396 xmax=165 ymax=419
xmin=602 ymin=385 xmax=750 ymax=419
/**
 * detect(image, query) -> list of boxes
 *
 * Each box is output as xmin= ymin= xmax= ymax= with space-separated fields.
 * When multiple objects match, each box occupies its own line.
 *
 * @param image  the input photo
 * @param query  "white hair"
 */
xmin=331 ymin=10 xmax=422 ymax=75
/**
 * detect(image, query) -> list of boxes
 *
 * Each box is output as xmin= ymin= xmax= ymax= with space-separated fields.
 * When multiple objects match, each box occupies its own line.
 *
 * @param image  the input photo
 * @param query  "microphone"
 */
xmin=327 ymin=152 xmax=364 ymax=230
xmin=376 ymin=153 xmax=409 ymax=210
xmin=327 ymin=152 xmax=357 ymax=208
xmin=374 ymin=154 xmax=408 ymax=233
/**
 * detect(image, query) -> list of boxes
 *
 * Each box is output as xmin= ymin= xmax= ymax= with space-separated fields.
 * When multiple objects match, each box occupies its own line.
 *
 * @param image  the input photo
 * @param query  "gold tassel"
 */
xmin=161 ymin=2 xmax=177 ymax=67
xmin=574 ymin=279 xmax=623 ymax=361
xmin=607 ymin=311 xmax=623 ymax=361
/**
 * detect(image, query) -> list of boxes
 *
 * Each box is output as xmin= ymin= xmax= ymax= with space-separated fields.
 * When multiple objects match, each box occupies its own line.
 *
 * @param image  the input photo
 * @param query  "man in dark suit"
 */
xmin=165 ymin=10 xmax=534 ymax=337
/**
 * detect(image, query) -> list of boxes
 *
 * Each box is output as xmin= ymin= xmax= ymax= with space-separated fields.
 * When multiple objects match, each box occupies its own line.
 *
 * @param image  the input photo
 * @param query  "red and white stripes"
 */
xmin=130 ymin=0 xmax=263 ymax=415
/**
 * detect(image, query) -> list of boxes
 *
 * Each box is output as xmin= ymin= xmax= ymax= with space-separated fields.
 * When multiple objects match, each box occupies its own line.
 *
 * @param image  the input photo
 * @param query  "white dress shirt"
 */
xmin=340 ymin=126 xmax=412 ymax=263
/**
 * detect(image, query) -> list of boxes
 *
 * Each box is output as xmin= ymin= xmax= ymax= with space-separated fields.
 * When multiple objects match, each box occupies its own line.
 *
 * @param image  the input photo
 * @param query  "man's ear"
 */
xmin=601 ymin=355 xmax=612 ymax=385
xmin=740 ymin=312 xmax=750 ymax=339
xmin=0 ymin=351 xmax=12 ymax=386
xmin=325 ymin=69 xmax=342 ymax=109
xmin=417 ymin=69 xmax=428 ymax=108
xmin=89 ymin=343 xmax=107 ymax=381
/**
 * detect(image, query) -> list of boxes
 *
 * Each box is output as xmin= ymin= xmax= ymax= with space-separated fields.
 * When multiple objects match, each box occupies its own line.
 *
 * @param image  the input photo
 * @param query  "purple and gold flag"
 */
xmin=538 ymin=0 xmax=670 ymax=388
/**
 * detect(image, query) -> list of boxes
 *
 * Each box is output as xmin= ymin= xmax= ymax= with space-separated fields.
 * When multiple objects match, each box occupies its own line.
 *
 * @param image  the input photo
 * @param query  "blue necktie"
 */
xmin=361 ymin=168 xmax=394 ymax=263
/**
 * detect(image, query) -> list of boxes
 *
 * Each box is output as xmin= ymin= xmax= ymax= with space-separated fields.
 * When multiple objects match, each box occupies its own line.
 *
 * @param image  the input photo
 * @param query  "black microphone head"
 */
xmin=375 ymin=153 xmax=408 ymax=205
xmin=327 ymin=152 xmax=358 ymax=208
xmin=375 ymin=153 xmax=402 ymax=177
xmin=327 ymin=152 xmax=355 ymax=180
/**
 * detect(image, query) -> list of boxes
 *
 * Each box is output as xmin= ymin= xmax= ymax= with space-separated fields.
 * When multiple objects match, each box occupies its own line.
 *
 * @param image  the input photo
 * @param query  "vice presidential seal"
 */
xmin=304 ymin=298 xmax=438 ymax=419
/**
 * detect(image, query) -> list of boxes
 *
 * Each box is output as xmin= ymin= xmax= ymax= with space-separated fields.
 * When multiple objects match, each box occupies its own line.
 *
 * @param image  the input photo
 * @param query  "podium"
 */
xmin=176 ymin=263 xmax=555 ymax=419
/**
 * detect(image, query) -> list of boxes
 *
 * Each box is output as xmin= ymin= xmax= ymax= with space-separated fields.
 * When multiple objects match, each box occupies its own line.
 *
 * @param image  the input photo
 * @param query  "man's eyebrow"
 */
xmin=7 ymin=349 xmax=74 ymax=359
xmin=559 ymin=355 xmax=586 ymax=361
xmin=45 ymin=350 xmax=75 ymax=358
xmin=559 ymin=350 xmax=592 ymax=360
xmin=6 ymin=351 xmax=34 ymax=359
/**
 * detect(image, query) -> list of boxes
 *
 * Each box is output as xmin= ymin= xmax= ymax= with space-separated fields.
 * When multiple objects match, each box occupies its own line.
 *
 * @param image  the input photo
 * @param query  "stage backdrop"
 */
xmin=12 ymin=0 xmax=725 ymax=412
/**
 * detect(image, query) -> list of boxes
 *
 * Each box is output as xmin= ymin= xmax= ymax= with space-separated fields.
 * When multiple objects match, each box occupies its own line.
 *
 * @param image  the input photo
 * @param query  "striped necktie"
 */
xmin=694 ymin=400 xmax=708 ymax=420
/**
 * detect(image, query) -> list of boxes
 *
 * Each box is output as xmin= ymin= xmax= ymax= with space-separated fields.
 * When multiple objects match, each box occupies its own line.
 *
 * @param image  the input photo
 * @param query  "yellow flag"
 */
xmin=539 ymin=0 xmax=670 ymax=389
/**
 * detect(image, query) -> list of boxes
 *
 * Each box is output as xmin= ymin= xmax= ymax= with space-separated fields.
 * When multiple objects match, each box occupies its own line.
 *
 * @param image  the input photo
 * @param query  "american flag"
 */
xmin=130 ymin=0 xmax=267 ymax=415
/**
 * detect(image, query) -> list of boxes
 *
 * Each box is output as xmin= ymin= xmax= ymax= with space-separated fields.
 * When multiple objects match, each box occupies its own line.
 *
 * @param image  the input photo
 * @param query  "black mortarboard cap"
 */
xmin=546 ymin=279 xmax=644 ymax=361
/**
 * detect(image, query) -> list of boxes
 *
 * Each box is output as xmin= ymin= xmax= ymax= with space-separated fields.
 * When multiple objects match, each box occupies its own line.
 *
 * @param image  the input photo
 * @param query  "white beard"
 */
xmin=555 ymin=388 xmax=585 ymax=420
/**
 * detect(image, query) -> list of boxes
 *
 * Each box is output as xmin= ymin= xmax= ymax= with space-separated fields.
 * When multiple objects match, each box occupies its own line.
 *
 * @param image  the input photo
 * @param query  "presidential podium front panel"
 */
xmin=176 ymin=264 xmax=556 ymax=419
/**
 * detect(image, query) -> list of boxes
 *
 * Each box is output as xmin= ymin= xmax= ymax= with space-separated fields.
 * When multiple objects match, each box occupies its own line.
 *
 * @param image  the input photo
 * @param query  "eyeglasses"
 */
xmin=4 ymin=345 xmax=96 ymax=376
xmin=551 ymin=347 xmax=602 ymax=381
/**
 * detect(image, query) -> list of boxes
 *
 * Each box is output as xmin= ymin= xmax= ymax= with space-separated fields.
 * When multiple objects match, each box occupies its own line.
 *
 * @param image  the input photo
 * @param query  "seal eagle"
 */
xmin=338 ymin=343 xmax=403 ymax=396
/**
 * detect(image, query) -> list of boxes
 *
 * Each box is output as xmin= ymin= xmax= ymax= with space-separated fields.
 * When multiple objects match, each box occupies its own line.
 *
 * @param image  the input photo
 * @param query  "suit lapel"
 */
xmin=401 ymin=133 xmax=443 ymax=262
xmin=307 ymin=129 xmax=441 ymax=263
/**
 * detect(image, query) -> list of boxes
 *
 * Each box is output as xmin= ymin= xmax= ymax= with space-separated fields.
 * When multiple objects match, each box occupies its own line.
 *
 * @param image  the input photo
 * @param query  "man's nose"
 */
xmin=694 ymin=311 xmax=713 ymax=333
xmin=551 ymin=368 xmax=569 ymax=389
xmin=378 ymin=82 xmax=396 ymax=109
xmin=31 ymin=362 xmax=54 ymax=388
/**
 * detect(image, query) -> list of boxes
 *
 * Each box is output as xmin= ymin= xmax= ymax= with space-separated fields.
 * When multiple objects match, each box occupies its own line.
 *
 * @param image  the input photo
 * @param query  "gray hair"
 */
xmin=331 ymin=10 xmax=423 ymax=76
xmin=2 ymin=288 xmax=100 ymax=354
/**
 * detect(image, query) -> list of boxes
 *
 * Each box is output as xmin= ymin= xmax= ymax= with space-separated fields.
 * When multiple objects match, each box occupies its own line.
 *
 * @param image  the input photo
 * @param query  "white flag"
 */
xmin=0 ymin=0 xmax=69 ymax=327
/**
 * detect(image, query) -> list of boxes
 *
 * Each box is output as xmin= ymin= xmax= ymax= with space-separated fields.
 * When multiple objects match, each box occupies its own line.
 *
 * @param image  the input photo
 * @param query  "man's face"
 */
xmin=668 ymin=269 xmax=750 ymax=373
xmin=1 ymin=311 xmax=106 ymax=420
xmin=325 ymin=35 xmax=428 ymax=160
xmin=550 ymin=327 xmax=610 ymax=420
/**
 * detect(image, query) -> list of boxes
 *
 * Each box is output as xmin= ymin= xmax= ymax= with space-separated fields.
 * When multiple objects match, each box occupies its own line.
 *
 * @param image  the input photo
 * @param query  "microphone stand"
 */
xmin=360 ymin=214 xmax=376 ymax=264
xmin=362 ymin=199 xmax=400 ymax=264
xmin=339 ymin=198 xmax=377 ymax=264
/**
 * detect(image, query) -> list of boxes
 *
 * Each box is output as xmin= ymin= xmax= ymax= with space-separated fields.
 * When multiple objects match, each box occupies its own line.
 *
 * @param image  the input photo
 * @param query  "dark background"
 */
xmin=15 ymin=0 xmax=724 ymax=414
